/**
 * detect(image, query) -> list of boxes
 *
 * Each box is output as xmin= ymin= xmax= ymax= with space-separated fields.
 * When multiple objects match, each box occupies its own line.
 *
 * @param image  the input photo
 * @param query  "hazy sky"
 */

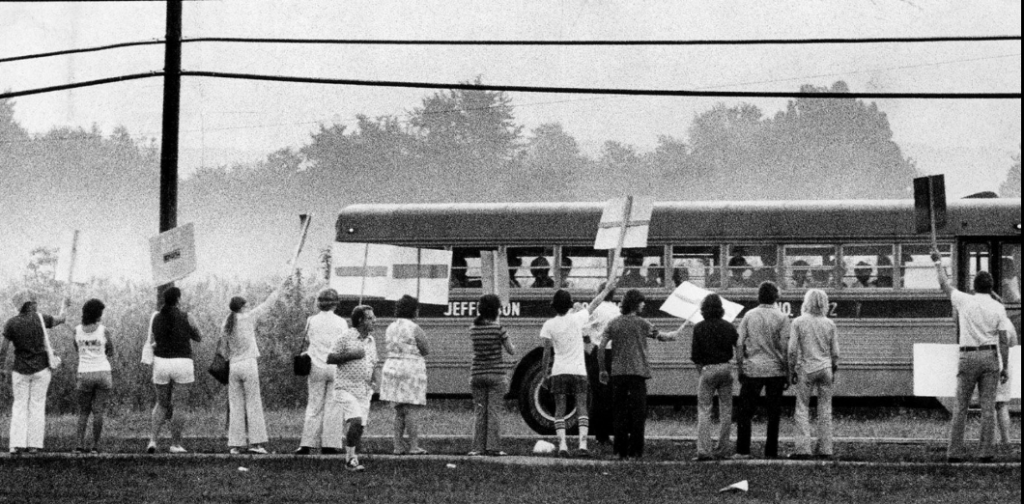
xmin=0 ymin=0 xmax=1020 ymax=279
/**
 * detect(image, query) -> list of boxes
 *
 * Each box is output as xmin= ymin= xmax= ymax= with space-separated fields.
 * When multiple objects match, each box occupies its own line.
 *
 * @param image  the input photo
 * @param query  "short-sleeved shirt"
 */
xmin=76 ymin=324 xmax=112 ymax=374
xmin=602 ymin=315 xmax=657 ymax=379
xmin=737 ymin=305 xmax=791 ymax=378
xmin=584 ymin=302 xmax=620 ymax=348
xmin=152 ymin=307 xmax=202 ymax=360
xmin=470 ymin=323 xmax=508 ymax=378
xmin=951 ymin=290 xmax=1011 ymax=347
xmin=306 ymin=311 xmax=349 ymax=368
xmin=541 ymin=310 xmax=591 ymax=377
xmin=333 ymin=329 xmax=378 ymax=400
xmin=2 ymin=312 xmax=56 ymax=375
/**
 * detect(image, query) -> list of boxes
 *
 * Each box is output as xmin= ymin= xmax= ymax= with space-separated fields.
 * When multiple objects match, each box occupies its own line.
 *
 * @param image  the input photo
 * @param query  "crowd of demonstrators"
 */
xmin=381 ymin=295 xmax=430 ymax=456
xmin=468 ymin=294 xmax=516 ymax=457
xmin=539 ymin=281 xmax=618 ymax=457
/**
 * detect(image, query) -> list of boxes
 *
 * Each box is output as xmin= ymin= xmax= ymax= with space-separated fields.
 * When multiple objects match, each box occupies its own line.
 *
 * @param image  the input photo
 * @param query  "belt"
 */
xmin=960 ymin=345 xmax=997 ymax=352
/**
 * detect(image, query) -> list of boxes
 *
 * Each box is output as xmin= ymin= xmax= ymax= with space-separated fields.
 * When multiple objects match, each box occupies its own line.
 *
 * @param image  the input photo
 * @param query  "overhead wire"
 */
xmin=181 ymin=35 xmax=1022 ymax=46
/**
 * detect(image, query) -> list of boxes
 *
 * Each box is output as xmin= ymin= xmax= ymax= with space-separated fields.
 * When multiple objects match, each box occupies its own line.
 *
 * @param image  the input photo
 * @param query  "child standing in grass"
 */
xmin=73 ymin=299 xmax=115 ymax=454
xmin=469 ymin=294 xmax=516 ymax=457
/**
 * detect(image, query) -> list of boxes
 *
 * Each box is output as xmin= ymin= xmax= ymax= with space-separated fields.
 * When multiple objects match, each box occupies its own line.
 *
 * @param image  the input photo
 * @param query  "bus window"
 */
xmin=450 ymin=249 xmax=485 ymax=289
xmin=562 ymin=247 xmax=610 ymax=291
xmin=509 ymin=247 xmax=556 ymax=289
xmin=672 ymin=246 xmax=721 ymax=289
xmin=784 ymin=246 xmax=838 ymax=290
xmin=901 ymin=244 xmax=953 ymax=290
xmin=1001 ymin=244 xmax=1021 ymax=303
xmin=841 ymin=245 xmax=895 ymax=289
xmin=725 ymin=245 xmax=778 ymax=289
xmin=616 ymin=247 xmax=667 ymax=289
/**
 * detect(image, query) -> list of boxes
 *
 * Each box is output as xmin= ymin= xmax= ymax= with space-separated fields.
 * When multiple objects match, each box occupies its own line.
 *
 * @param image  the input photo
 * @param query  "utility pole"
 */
xmin=158 ymin=0 xmax=183 ymax=306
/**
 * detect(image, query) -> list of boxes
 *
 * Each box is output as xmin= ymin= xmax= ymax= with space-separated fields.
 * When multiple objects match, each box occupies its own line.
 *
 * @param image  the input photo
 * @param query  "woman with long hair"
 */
xmin=380 ymin=295 xmax=430 ymax=455
xmin=787 ymin=289 xmax=841 ymax=460
xmin=691 ymin=294 xmax=739 ymax=461
xmin=469 ymin=294 xmax=516 ymax=456
xmin=73 ymin=299 xmax=115 ymax=454
xmin=147 ymin=287 xmax=203 ymax=454
xmin=218 ymin=278 xmax=289 ymax=455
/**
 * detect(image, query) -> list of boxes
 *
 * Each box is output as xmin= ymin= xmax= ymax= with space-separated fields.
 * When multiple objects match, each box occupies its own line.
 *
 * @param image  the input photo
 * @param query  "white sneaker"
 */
xmin=229 ymin=448 xmax=242 ymax=455
xmin=168 ymin=445 xmax=188 ymax=454
xmin=247 ymin=447 xmax=268 ymax=455
xmin=346 ymin=458 xmax=365 ymax=472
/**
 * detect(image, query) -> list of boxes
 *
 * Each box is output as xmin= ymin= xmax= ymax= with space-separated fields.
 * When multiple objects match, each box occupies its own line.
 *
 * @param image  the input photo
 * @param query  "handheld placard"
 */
xmin=288 ymin=214 xmax=313 ymax=270
xmin=595 ymin=196 xmax=654 ymax=282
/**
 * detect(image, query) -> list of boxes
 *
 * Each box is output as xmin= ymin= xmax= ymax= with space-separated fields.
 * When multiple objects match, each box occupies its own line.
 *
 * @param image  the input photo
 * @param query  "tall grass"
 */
xmin=1 ymin=274 xmax=325 ymax=413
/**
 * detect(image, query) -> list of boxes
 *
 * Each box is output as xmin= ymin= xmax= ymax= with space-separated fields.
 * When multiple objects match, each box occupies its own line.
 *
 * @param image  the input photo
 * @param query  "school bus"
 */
xmin=335 ymin=198 xmax=1021 ymax=434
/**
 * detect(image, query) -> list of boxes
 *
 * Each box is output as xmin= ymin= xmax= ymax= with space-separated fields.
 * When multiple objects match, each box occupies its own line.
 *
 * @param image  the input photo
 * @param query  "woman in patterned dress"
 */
xmin=380 ymin=295 xmax=430 ymax=455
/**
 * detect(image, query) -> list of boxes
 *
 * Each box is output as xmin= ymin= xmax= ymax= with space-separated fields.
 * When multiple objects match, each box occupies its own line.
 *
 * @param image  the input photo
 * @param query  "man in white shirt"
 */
xmin=584 ymin=283 xmax=621 ymax=445
xmin=934 ymin=251 xmax=1011 ymax=463
xmin=542 ymin=282 xmax=616 ymax=457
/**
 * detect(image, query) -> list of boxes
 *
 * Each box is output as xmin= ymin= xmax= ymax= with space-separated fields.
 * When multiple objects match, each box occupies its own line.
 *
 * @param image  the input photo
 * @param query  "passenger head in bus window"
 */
xmin=508 ymin=253 xmax=522 ymax=288
xmin=530 ymin=257 xmax=555 ymax=288
xmin=672 ymin=268 xmax=690 ymax=288
xmin=646 ymin=264 xmax=664 ymax=289
xmin=451 ymin=256 xmax=470 ymax=288
xmin=620 ymin=290 xmax=646 ymax=316
xmin=728 ymin=256 xmax=753 ymax=288
xmin=620 ymin=255 xmax=647 ymax=288
xmin=852 ymin=262 xmax=873 ymax=288
xmin=791 ymin=261 xmax=811 ymax=289
xmin=873 ymin=256 xmax=894 ymax=288
xmin=560 ymin=257 xmax=574 ymax=289
xmin=1001 ymin=258 xmax=1021 ymax=303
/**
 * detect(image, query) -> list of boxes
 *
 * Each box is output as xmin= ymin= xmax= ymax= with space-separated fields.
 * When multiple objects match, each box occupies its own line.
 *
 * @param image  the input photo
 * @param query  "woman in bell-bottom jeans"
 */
xmin=788 ymin=289 xmax=840 ymax=460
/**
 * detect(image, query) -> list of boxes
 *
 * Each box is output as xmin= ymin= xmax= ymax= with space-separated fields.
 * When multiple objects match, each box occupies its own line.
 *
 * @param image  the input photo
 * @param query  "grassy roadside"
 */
xmin=0 ymin=457 xmax=1019 ymax=504
xmin=10 ymin=401 xmax=1021 ymax=441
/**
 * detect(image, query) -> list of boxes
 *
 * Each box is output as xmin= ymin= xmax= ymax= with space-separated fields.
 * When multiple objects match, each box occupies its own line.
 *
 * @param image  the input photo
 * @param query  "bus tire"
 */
xmin=517 ymin=359 xmax=578 ymax=436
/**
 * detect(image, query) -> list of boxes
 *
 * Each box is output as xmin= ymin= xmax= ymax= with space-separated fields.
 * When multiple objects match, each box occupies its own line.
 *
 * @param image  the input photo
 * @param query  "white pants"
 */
xmin=228 ymin=359 xmax=268 ymax=447
xmin=9 ymin=369 xmax=52 ymax=451
xmin=299 ymin=364 xmax=336 ymax=448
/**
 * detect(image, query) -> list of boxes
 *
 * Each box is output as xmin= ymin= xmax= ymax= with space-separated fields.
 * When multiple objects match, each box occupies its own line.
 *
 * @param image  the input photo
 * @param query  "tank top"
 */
xmin=76 ymin=325 xmax=112 ymax=374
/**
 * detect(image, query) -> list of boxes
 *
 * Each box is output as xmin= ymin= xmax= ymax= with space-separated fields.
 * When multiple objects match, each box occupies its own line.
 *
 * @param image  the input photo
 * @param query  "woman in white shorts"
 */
xmin=74 ymin=299 xmax=115 ymax=454
xmin=147 ymin=287 xmax=203 ymax=454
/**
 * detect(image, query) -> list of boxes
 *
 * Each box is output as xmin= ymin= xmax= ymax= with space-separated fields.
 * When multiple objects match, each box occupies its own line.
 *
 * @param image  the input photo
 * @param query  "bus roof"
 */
xmin=336 ymin=199 xmax=1022 ymax=245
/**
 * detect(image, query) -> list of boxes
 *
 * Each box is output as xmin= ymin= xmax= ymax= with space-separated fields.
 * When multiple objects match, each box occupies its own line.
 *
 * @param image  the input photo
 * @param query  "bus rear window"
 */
xmin=562 ymin=247 xmax=609 ymax=291
xmin=672 ymin=246 xmax=720 ymax=289
xmin=901 ymin=244 xmax=952 ymax=290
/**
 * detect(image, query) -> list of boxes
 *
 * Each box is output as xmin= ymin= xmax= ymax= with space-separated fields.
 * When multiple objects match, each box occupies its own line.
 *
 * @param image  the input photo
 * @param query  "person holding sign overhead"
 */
xmin=2 ymin=291 xmax=69 ymax=455
xmin=217 ymin=276 xmax=292 ymax=455
xmin=933 ymin=250 xmax=1012 ymax=463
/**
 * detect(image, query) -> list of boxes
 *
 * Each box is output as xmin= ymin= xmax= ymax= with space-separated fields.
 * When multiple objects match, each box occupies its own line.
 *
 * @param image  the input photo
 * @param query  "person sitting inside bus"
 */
xmin=508 ymin=254 xmax=522 ymax=289
xmin=450 ymin=256 xmax=482 ymax=289
xmin=850 ymin=262 xmax=873 ymax=288
xmin=728 ymin=256 xmax=756 ymax=289
xmin=873 ymin=256 xmax=894 ymax=288
xmin=671 ymin=268 xmax=690 ymax=289
xmin=790 ymin=261 xmax=812 ymax=289
xmin=530 ymin=257 xmax=555 ymax=289
xmin=1001 ymin=257 xmax=1021 ymax=303
xmin=619 ymin=255 xmax=647 ymax=289
xmin=645 ymin=264 xmax=665 ymax=289
xmin=560 ymin=257 xmax=574 ymax=289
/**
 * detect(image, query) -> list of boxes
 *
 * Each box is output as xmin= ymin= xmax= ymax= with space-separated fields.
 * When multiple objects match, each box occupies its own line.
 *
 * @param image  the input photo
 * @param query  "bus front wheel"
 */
xmin=516 ymin=359 xmax=577 ymax=436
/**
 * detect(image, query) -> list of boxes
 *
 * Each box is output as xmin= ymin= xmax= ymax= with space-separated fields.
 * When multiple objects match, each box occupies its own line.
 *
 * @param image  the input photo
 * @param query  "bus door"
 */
xmin=958 ymin=239 xmax=1022 ymax=335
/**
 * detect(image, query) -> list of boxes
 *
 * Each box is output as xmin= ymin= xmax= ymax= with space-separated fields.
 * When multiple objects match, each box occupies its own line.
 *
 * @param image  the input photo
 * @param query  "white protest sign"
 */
xmin=331 ymin=243 xmax=396 ymax=300
xmin=481 ymin=250 xmax=511 ymax=306
xmin=388 ymin=247 xmax=453 ymax=306
xmin=594 ymin=197 xmax=654 ymax=251
xmin=913 ymin=344 xmax=960 ymax=397
xmin=660 ymin=282 xmax=745 ymax=324
xmin=149 ymin=223 xmax=196 ymax=285
xmin=56 ymin=229 xmax=90 ymax=284
xmin=1011 ymin=346 xmax=1021 ymax=400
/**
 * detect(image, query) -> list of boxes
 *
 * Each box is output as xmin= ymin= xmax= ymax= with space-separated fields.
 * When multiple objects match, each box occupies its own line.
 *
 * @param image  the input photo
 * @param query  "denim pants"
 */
xmin=9 ymin=369 xmax=52 ymax=451
xmin=736 ymin=376 xmax=787 ymax=458
xmin=611 ymin=376 xmax=648 ymax=458
xmin=697 ymin=364 xmax=735 ymax=457
xmin=949 ymin=350 xmax=1000 ymax=459
xmin=794 ymin=368 xmax=834 ymax=456
xmin=471 ymin=374 xmax=506 ymax=453
xmin=228 ymin=359 xmax=268 ymax=447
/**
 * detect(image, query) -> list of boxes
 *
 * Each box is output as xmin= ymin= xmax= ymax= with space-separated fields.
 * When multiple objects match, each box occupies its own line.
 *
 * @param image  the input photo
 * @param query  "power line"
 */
xmin=180 ymin=71 xmax=1021 ymax=100
xmin=0 ymin=73 xmax=164 ymax=100
xmin=0 ymin=40 xmax=164 ymax=65
xmin=182 ymin=35 xmax=1022 ymax=46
